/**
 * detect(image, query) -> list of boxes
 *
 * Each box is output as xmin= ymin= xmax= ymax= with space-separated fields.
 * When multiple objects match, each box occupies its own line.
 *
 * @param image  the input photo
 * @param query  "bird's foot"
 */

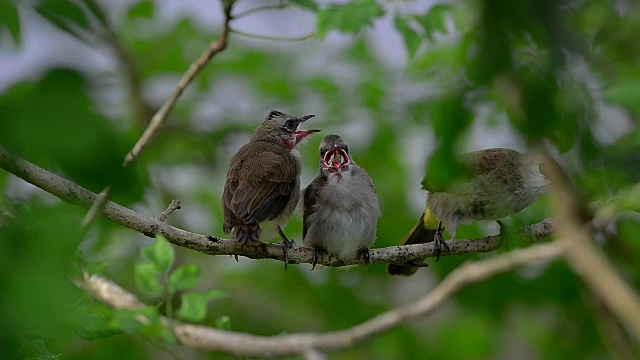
xmin=497 ymin=220 xmax=511 ymax=251
xmin=279 ymin=238 xmax=295 ymax=271
xmin=433 ymin=230 xmax=451 ymax=262
xmin=358 ymin=247 xmax=372 ymax=271
xmin=276 ymin=226 xmax=295 ymax=270
xmin=311 ymin=247 xmax=321 ymax=271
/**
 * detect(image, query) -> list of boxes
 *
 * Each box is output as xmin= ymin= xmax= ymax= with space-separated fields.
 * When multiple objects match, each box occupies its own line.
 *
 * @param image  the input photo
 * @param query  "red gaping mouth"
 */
xmin=323 ymin=147 xmax=350 ymax=170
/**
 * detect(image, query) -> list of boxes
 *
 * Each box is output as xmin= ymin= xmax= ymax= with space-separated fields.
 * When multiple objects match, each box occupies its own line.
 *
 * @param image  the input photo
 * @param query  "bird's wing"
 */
xmin=224 ymin=147 xmax=298 ymax=225
xmin=421 ymin=148 xmax=523 ymax=192
xmin=463 ymin=148 xmax=523 ymax=176
xmin=302 ymin=175 xmax=325 ymax=239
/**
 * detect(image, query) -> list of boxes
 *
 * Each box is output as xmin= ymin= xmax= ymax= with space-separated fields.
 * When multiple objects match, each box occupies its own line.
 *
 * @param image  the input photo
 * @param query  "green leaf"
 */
xmin=316 ymin=0 xmax=383 ymax=39
xmin=134 ymin=263 xmax=163 ymax=296
xmin=177 ymin=290 xmax=227 ymax=323
xmin=35 ymin=0 xmax=92 ymax=37
xmin=0 ymin=0 xmax=20 ymax=43
xmin=411 ymin=43 xmax=458 ymax=75
xmin=72 ymin=304 xmax=124 ymax=341
xmin=110 ymin=307 xmax=156 ymax=332
xmin=110 ymin=307 xmax=176 ymax=343
xmin=127 ymin=0 xmax=154 ymax=20
xmin=417 ymin=4 xmax=452 ymax=41
xmin=168 ymin=264 xmax=200 ymax=294
xmin=394 ymin=17 xmax=422 ymax=59
xmin=291 ymin=0 xmax=318 ymax=12
xmin=0 ymin=70 xmax=149 ymax=205
xmin=80 ymin=0 xmax=107 ymax=26
xmin=605 ymin=80 xmax=640 ymax=116
xmin=142 ymin=235 xmax=175 ymax=274
xmin=215 ymin=316 xmax=232 ymax=331
xmin=18 ymin=339 xmax=61 ymax=360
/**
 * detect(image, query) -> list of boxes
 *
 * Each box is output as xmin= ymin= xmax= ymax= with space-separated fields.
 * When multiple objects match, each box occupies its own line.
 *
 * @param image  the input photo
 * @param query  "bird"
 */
xmin=302 ymin=134 xmax=381 ymax=270
xmin=222 ymin=110 xmax=320 ymax=268
xmin=387 ymin=148 xmax=549 ymax=276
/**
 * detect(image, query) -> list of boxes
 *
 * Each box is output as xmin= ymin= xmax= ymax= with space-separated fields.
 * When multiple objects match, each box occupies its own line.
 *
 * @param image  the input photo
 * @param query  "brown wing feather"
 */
xmin=223 ymin=142 xmax=299 ymax=229
xmin=421 ymin=148 xmax=523 ymax=192
xmin=464 ymin=148 xmax=523 ymax=175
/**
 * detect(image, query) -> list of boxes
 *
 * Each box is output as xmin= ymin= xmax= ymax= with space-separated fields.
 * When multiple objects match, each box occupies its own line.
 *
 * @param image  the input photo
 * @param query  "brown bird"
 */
xmin=222 ymin=110 xmax=320 ymax=267
xmin=387 ymin=148 xmax=549 ymax=276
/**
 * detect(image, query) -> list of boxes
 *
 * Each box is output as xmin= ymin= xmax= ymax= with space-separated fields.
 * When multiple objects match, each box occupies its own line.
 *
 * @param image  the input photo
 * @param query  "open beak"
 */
xmin=294 ymin=115 xmax=321 ymax=144
xmin=323 ymin=147 xmax=350 ymax=170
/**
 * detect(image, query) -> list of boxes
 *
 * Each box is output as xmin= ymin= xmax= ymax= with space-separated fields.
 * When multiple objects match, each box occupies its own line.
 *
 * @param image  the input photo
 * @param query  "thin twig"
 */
xmin=81 ymin=186 xmax=112 ymax=228
xmin=123 ymin=1 xmax=236 ymax=166
xmin=521 ymin=217 xmax=555 ymax=243
xmin=85 ymin=0 xmax=153 ymax=124
xmin=157 ymin=200 xmax=181 ymax=222
xmin=229 ymin=27 xmax=316 ymax=42
xmin=232 ymin=3 xmax=289 ymax=19
xmin=0 ymin=146 xmax=556 ymax=268
xmin=82 ymin=241 xmax=567 ymax=357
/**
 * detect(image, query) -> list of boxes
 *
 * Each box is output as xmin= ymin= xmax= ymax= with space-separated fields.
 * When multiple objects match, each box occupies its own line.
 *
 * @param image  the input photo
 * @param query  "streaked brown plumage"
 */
xmin=222 ymin=110 xmax=320 ymax=252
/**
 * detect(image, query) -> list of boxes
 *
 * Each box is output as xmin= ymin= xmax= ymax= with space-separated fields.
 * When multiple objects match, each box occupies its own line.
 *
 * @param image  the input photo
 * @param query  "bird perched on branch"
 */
xmin=387 ymin=148 xmax=549 ymax=276
xmin=222 ymin=110 xmax=320 ymax=267
xmin=302 ymin=135 xmax=381 ymax=270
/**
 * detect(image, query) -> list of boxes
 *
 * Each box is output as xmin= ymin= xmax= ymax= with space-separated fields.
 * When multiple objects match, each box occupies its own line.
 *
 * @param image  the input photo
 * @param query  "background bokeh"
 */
xmin=1 ymin=0 xmax=639 ymax=359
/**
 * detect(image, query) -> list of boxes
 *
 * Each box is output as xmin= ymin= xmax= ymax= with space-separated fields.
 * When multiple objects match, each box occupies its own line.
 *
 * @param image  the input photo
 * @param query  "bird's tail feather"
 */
xmin=235 ymin=224 xmax=261 ymax=245
xmin=387 ymin=212 xmax=439 ymax=276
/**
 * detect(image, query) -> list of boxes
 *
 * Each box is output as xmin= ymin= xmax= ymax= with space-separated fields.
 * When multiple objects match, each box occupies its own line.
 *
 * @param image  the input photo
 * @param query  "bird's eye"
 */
xmin=320 ymin=149 xmax=327 ymax=157
xmin=284 ymin=119 xmax=297 ymax=131
xmin=342 ymin=145 xmax=349 ymax=154
xmin=539 ymin=163 xmax=549 ymax=177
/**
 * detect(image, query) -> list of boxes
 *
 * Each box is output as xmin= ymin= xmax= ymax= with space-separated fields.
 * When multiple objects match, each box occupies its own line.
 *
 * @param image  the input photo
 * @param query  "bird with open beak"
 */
xmin=387 ymin=148 xmax=549 ymax=276
xmin=302 ymin=135 xmax=381 ymax=270
xmin=222 ymin=110 xmax=320 ymax=268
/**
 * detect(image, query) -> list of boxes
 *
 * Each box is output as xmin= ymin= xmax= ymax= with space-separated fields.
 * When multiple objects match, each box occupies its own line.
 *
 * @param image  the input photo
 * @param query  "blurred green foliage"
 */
xmin=0 ymin=0 xmax=638 ymax=359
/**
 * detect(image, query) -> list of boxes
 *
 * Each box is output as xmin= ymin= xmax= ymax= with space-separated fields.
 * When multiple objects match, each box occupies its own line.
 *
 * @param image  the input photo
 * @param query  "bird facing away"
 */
xmin=222 ymin=110 xmax=320 ymax=266
xmin=387 ymin=148 xmax=549 ymax=276
xmin=302 ymin=135 xmax=381 ymax=270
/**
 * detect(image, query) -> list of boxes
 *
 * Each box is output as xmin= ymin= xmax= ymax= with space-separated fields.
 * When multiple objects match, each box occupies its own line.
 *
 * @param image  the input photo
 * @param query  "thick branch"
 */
xmin=123 ymin=1 xmax=236 ymax=166
xmin=0 ymin=147 xmax=554 ymax=268
xmin=548 ymin=158 xmax=640 ymax=341
xmin=83 ymin=241 xmax=567 ymax=357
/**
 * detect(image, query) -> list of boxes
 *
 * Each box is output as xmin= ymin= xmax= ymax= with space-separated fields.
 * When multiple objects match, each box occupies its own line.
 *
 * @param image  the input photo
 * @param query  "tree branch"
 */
xmin=229 ymin=27 xmax=315 ymax=42
xmin=156 ymin=200 xmax=181 ymax=222
xmin=123 ymin=0 xmax=236 ymax=166
xmin=81 ymin=186 xmax=111 ymax=227
xmin=0 ymin=146 xmax=555 ymax=268
xmin=547 ymin=158 xmax=640 ymax=342
xmin=232 ymin=3 xmax=289 ymax=20
xmin=82 ymin=240 xmax=567 ymax=357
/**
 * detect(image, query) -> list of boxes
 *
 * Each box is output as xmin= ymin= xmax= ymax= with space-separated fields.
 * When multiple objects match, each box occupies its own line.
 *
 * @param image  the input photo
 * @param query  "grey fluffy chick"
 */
xmin=302 ymin=135 xmax=381 ymax=270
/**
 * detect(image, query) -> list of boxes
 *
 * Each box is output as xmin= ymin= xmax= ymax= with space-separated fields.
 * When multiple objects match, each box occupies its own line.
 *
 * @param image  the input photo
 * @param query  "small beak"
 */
xmin=299 ymin=114 xmax=315 ymax=122
xmin=295 ymin=129 xmax=321 ymax=137
xmin=293 ymin=115 xmax=320 ymax=144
